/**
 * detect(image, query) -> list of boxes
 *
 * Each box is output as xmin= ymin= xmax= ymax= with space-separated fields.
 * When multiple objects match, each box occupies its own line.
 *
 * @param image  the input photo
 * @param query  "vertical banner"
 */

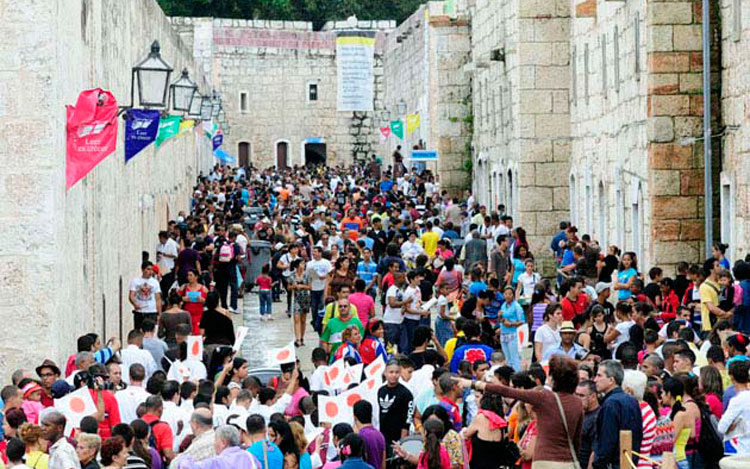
xmin=390 ymin=120 xmax=404 ymax=139
xmin=444 ymin=0 xmax=457 ymax=17
xmin=379 ymin=126 xmax=391 ymax=143
xmin=212 ymin=133 xmax=224 ymax=151
xmin=155 ymin=115 xmax=181 ymax=149
xmin=406 ymin=113 xmax=420 ymax=135
xmin=124 ymin=109 xmax=160 ymax=162
xmin=336 ymin=31 xmax=376 ymax=112
xmin=178 ymin=119 xmax=195 ymax=136
xmin=65 ymin=88 xmax=119 ymax=190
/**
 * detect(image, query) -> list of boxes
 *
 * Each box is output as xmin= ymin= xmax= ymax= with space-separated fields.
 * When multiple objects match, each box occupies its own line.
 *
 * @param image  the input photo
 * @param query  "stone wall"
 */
xmin=171 ymin=17 xmax=394 ymax=169
xmin=382 ymin=2 xmax=472 ymax=194
xmin=471 ymin=0 xmax=571 ymax=272
xmin=0 ymin=0 xmax=213 ymax=380
xmin=569 ymin=0 xmax=650 ymax=264
xmin=720 ymin=0 xmax=749 ymax=262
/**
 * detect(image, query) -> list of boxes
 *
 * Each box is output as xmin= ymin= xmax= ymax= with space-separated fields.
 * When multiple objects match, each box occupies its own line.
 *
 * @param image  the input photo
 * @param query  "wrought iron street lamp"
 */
xmin=170 ymin=68 xmax=198 ymax=112
xmin=187 ymin=89 xmax=202 ymax=118
xmin=211 ymin=91 xmax=223 ymax=118
xmin=132 ymin=41 xmax=173 ymax=108
xmin=397 ymin=99 xmax=407 ymax=116
xmin=199 ymin=94 xmax=213 ymax=120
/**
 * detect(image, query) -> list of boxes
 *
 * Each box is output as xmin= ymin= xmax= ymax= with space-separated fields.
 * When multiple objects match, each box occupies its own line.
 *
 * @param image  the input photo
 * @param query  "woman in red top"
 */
xmin=659 ymin=278 xmax=680 ymax=325
xmin=178 ymin=269 xmax=207 ymax=335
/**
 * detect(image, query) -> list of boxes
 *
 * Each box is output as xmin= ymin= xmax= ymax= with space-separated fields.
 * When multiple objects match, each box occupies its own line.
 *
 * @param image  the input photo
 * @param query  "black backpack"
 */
xmin=697 ymin=404 xmax=724 ymax=466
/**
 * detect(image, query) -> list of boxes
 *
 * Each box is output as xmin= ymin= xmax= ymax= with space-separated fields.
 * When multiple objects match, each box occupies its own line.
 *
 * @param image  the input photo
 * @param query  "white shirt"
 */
xmin=237 ymin=234 xmax=249 ymax=259
xmin=534 ymin=324 xmax=560 ymax=365
xmin=309 ymin=366 xmax=329 ymax=393
xmin=119 ymin=345 xmax=158 ymax=384
xmin=517 ymin=272 xmax=540 ymax=298
xmin=719 ymin=389 xmax=750 ymax=455
xmin=156 ymin=238 xmax=179 ymax=272
xmin=401 ymin=241 xmax=424 ymax=260
xmin=307 ymin=259 xmax=333 ymax=291
xmin=162 ymin=400 xmax=190 ymax=451
xmin=384 ymin=285 xmax=405 ymax=324
xmin=129 ymin=276 xmax=161 ymax=313
xmin=49 ymin=437 xmax=81 ymax=469
xmin=403 ymin=286 xmax=422 ymax=321
xmin=613 ymin=320 xmax=635 ymax=354
xmin=248 ymin=394 xmax=292 ymax=425
xmin=115 ymin=384 xmax=151 ymax=423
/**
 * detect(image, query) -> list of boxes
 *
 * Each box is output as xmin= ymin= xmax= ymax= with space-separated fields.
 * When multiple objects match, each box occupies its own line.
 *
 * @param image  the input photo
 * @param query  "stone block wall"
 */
xmin=171 ymin=17 xmax=390 ymax=169
xmin=470 ymin=0 xmax=571 ymax=272
xmin=719 ymin=0 xmax=749 ymax=262
xmin=382 ymin=2 xmax=472 ymax=194
xmin=569 ymin=0 xmax=650 ymax=264
xmin=646 ymin=0 xmax=717 ymax=269
xmin=0 ymin=0 xmax=212 ymax=379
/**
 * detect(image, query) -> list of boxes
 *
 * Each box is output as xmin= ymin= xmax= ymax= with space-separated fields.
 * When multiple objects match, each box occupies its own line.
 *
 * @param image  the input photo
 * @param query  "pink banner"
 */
xmin=66 ymin=88 xmax=118 ymax=189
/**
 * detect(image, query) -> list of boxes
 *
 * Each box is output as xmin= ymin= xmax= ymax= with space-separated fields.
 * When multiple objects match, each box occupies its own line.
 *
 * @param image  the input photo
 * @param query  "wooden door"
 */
xmin=277 ymin=141 xmax=288 ymax=169
xmin=238 ymin=142 xmax=250 ymax=168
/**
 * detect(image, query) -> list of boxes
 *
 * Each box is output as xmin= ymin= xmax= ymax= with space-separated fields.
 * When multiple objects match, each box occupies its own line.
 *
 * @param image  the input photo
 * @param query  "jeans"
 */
xmin=501 ymin=331 xmax=521 ymax=371
xmin=133 ymin=312 xmax=158 ymax=331
xmin=259 ymin=290 xmax=272 ymax=316
xmin=403 ymin=318 xmax=420 ymax=354
xmin=229 ymin=266 xmax=239 ymax=310
xmin=311 ymin=290 xmax=325 ymax=334
xmin=435 ymin=317 xmax=453 ymax=347
xmin=385 ymin=323 xmax=408 ymax=354
xmin=676 ymin=460 xmax=690 ymax=469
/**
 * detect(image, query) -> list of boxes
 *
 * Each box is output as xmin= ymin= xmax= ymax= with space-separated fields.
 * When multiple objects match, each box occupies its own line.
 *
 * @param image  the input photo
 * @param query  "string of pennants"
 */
xmin=380 ymin=113 xmax=420 ymax=142
xmin=65 ymin=88 xmax=231 ymax=190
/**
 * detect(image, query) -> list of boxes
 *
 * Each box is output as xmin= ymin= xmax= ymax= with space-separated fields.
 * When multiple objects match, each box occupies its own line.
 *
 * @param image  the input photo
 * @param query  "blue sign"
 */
xmin=214 ymin=148 xmax=235 ymax=164
xmin=212 ymin=134 xmax=224 ymax=151
xmin=124 ymin=109 xmax=160 ymax=162
xmin=306 ymin=137 xmax=325 ymax=144
xmin=411 ymin=150 xmax=438 ymax=161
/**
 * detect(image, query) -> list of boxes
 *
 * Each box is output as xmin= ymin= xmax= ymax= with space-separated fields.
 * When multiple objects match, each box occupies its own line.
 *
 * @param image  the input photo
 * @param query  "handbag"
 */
xmin=552 ymin=392 xmax=582 ymax=469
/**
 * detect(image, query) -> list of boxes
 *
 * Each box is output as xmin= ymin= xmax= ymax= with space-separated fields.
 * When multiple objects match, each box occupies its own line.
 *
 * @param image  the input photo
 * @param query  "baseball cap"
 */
xmin=51 ymin=380 xmax=74 ymax=399
xmin=595 ymin=282 xmax=612 ymax=294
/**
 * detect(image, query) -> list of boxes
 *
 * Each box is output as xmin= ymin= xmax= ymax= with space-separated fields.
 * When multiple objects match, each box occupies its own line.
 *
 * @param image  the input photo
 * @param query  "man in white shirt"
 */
xmin=115 ymin=363 xmax=151 ymax=423
xmin=718 ymin=360 xmax=750 ymax=455
xmin=156 ymin=231 xmax=179 ymax=273
xmin=42 ymin=411 xmax=81 ymax=469
xmin=128 ymin=262 xmax=162 ymax=331
xmin=161 ymin=381 xmax=190 ymax=451
xmin=384 ymin=272 xmax=408 ymax=354
xmin=119 ymin=329 xmax=158 ymax=385
xmin=307 ymin=247 xmax=333 ymax=334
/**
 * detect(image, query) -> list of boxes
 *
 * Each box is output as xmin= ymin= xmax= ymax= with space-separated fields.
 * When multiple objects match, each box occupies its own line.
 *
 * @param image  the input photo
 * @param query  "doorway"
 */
xmin=276 ymin=141 xmax=288 ymax=169
xmin=305 ymin=143 xmax=326 ymax=166
xmin=238 ymin=142 xmax=250 ymax=168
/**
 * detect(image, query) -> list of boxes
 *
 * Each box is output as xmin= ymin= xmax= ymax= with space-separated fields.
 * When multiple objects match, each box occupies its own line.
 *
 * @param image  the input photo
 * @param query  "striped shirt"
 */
xmin=638 ymin=401 xmax=657 ymax=469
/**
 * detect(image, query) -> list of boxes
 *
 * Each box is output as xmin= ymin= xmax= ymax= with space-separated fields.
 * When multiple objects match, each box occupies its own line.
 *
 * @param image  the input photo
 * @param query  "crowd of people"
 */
xmin=1 ymin=162 xmax=749 ymax=469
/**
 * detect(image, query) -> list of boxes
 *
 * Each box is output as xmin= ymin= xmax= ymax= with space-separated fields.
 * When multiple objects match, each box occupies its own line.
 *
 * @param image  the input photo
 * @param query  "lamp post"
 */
xmin=170 ymin=68 xmax=198 ymax=113
xmin=397 ymin=99 xmax=407 ymax=116
xmin=211 ymin=91 xmax=222 ymax=118
xmin=132 ymin=40 xmax=173 ymax=108
xmin=187 ymin=89 xmax=202 ymax=118
xmin=199 ymin=94 xmax=213 ymax=120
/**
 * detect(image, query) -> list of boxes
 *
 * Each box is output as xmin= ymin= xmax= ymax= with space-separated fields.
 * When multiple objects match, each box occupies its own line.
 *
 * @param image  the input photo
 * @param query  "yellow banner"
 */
xmin=336 ymin=36 xmax=376 ymax=46
xmin=178 ymin=119 xmax=195 ymax=136
xmin=407 ymin=113 xmax=420 ymax=135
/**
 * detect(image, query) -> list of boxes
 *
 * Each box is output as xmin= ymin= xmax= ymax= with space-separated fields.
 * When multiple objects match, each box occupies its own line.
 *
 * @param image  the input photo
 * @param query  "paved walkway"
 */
xmin=238 ymin=291 xmax=318 ymax=374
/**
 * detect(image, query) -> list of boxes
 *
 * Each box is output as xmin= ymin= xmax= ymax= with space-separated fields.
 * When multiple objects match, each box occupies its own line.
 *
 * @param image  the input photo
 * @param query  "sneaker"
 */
xmin=229 ymin=307 xmax=239 ymax=315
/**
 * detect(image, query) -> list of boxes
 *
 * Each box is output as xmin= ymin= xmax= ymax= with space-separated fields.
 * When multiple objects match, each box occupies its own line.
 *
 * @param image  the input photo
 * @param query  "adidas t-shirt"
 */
xmin=378 ymin=383 xmax=414 ymax=446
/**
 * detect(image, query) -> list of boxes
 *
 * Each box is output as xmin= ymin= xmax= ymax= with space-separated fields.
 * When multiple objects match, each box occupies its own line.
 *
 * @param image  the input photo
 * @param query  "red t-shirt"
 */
xmin=561 ymin=295 xmax=588 ymax=321
xmin=255 ymin=274 xmax=273 ymax=290
xmin=142 ymin=412 xmax=174 ymax=453
xmin=89 ymin=389 xmax=121 ymax=438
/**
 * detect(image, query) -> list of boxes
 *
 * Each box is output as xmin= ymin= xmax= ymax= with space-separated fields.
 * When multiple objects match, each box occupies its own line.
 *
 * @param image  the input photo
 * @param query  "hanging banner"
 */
xmin=379 ymin=126 xmax=391 ymax=143
xmin=204 ymin=121 xmax=218 ymax=139
xmin=178 ymin=119 xmax=195 ymax=136
xmin=390 ymin=120 xmax=404 ymax=139
xmin=212 ymin=134 xmax=224 ymax=151
xmin=411 ymin=150 xmax=438 ymax=161
xmin=444 ymin=0 xmax=457 ymax=17
xmin=214 ymin=148 xmax=236 ymax=165
xmin=155 ymin=115 xmax=181 ymax=149
xmin=406 ymin=113 xmax=420 ymax=135
xmin=65 ymin=88 xmax=119 ymax=190
xmin=336 ymin=31 xmax=376 ymax=112
xmin=124 ymin=109 xmax=160 ymax=162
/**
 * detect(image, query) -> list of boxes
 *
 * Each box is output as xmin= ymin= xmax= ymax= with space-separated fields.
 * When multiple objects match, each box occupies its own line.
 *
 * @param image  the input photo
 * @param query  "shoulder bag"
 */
xmin=553 ymin=392 xmax=582 ymax=469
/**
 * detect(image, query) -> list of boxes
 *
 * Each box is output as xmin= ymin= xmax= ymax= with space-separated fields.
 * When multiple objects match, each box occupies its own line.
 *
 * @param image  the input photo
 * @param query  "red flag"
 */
xmin=66 ymin=88 xmax=118 ymax=189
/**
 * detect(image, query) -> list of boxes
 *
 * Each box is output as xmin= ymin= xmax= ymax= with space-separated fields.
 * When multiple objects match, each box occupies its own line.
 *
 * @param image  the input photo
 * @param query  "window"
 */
xmin=572 ymin=46 xmax=577 ymax=103
xmin=598 ymin=181 xmax=607 ymax=247
xmin=614 ymin=26 xmax=620 ymax=92
xmin=507 ymin=169 xmax=514 ymax=216
xmin=570 ymin=174 xmax=578 ymax=225
xmin=601 ymin=34 xmax=607 ymax=97
xmin=308 ymin=83 xmax=318 ymax=101
xmin=634 ymin=13 xmax=641 ymax=80
xmin=721 ymin=174 xmax=735 ymax=260
xmin=586 ymin=182 xmax=593 ymax=234
xmin=584 ymin=43 xmax=590 ymax=104
xmin=240 ymin=92 xmax=248 ymax=113
xmin=632 ymin=183 xmax=643 ymax=261
xmin=615 ymin=187 xmax=624 ymax=248
xmin=733 ymin=0 xmax=742 ymax=42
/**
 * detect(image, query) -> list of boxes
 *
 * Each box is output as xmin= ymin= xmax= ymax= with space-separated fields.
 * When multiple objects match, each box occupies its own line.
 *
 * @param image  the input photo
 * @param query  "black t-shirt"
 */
xmin=598 ymin=255 xmax=619 ymax=282
xmin=644 ymin=282 xmax=661 ymax=304
xmin=378 ymin=383 xmax=414 ymax=445
xmin=200 ymin=309 xmax=235 ymax=346
xmin=408 ymin=351 xmax=426 ymax=370
xmin=673 ymin=275 xmax=689 ymax=301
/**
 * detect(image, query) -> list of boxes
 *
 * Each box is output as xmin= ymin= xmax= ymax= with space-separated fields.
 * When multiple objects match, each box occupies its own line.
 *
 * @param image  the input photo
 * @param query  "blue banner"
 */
xmin=212 ymin=134 xmax=224 ymax=151
xmin=411 ymin=150 xmax=438 ymax=161
xmin=125 ymin=109 xmax=160 ymax=162
xmin=214 ymin=148 xmax=235 ymax=164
